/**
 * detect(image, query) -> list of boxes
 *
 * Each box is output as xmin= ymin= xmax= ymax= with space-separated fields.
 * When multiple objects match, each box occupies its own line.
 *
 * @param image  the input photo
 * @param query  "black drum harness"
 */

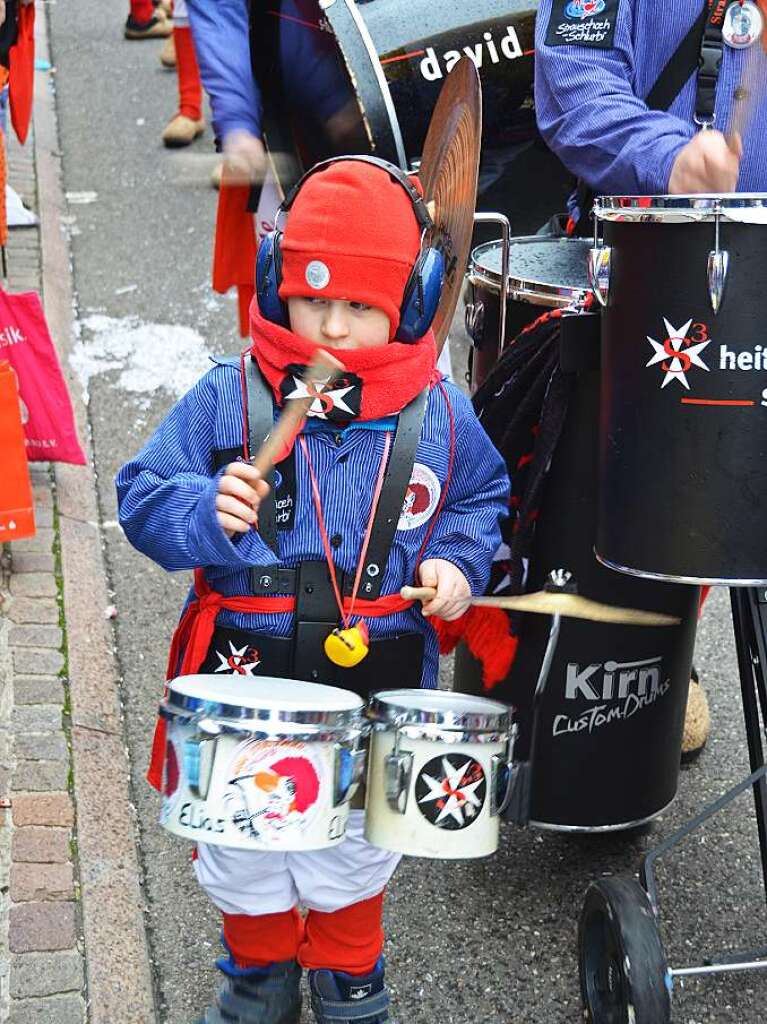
xmin=206 ymin=354 xmax=430 ymax=697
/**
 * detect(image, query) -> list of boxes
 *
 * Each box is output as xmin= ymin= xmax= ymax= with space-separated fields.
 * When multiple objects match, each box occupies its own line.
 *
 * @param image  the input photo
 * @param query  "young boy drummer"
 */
xmin=116 ymin=157 xmax=509 ymax=1024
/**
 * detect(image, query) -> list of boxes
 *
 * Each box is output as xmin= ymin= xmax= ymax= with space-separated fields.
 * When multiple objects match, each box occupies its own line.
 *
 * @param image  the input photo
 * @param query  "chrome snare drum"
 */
xmin=364 ymin=689 xmax=513 ymax=858
xmin=465 ymin=235 xmax=592 ymax=388
xmin=159 ymin=675 xmax=366 ymax=851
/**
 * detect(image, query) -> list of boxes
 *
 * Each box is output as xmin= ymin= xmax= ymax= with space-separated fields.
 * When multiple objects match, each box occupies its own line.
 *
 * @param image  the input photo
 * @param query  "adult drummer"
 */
xmin=534 ymin=0 xmax=767 ymax=232
xmin=534 ymin=0 xmax=767 ymax=757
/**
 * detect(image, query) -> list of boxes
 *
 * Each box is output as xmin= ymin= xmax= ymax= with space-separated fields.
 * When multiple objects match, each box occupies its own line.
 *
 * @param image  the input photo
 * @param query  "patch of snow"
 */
xmin=71 ymin=315 xmax=212 ymax=403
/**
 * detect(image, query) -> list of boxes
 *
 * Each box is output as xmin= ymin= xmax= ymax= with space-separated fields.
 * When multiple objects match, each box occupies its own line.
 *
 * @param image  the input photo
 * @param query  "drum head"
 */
xmin=471 ymin=236 xmax=592 ymax=306
xmin=371 ymin=687 xmax=509 ymax=728
xmin=168 ymin=674 xmax=363 ymax=712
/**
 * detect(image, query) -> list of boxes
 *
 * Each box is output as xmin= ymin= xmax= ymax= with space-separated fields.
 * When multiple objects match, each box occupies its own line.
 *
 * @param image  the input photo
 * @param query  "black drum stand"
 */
xmin=578 ymin=586 xmax=767 ymax=1024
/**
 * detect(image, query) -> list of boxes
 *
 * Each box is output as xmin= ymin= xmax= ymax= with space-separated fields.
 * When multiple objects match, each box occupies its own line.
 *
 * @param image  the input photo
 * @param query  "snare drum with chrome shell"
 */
xmin=465 ymin=235 xmax=593 ymax=388
xmin=159 ymin=675 xmax=366 ymax=852
xmin=364 ymin=689 xmax=513 ymax=859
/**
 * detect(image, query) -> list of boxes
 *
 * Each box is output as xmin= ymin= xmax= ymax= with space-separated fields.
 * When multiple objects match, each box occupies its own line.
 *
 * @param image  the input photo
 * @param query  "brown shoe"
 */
xmin=162 ymin=114 xmax=205 ymax=148
xmin=159 ymin=33 xmax=176 ymax=68
xmin=124 ymin=15 xmax=172 ymax=39
xmin=681 ymin=677 xmax=710 ymax=762
xmin=210 ymin=161 xmax=224 ymax=190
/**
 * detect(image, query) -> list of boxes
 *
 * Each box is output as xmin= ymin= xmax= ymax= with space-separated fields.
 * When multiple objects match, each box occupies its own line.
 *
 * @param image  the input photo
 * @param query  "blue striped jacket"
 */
xmin=535 ymin=0 xmax=767 ymax=198
xmin=115 ymin=361 xmax=510 ymax=688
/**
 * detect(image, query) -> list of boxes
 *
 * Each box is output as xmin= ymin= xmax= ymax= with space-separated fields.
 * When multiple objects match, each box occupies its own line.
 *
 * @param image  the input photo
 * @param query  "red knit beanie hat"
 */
xmin=278 ymin=160 xmax=423 ymax=336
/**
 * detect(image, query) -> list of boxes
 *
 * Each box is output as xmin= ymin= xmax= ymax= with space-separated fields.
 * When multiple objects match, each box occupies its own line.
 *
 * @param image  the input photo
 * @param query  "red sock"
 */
xmin=130 ymin=0 xmax=155 ymax=23
xmin=173 ymin=25 xmax=202 ymax=122
xmin=299 ymin=893 xmax=384 ymax=975
xmin=222 ymin=908 xmax=305 ymax=968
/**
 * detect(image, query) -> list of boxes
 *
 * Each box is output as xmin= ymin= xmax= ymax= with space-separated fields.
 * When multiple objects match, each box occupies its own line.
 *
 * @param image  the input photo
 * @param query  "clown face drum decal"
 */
xmin=159 ymin=675 xmax=366 ymax=851
xmin=365 ymin=688 xmax=512 ymax=858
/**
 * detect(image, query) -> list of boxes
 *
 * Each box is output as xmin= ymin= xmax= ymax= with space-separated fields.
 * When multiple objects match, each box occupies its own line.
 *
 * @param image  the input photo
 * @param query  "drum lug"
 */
xmin=333 ymin=742 xmax=367 ymax=807
xmin=707 ymin=249 xmax=729 ymax=315
xmin=464 ymin=297 xmax=485 ymax=346
xmin=490 ymin=722 xmax=518 ymax=817
xmin=588 ymin=246 xmax=611 ymax=308
xmin=384 ymin=750 xmax=413 ymax=815
xmin=184 ymin=720 xmax=220 ymax=801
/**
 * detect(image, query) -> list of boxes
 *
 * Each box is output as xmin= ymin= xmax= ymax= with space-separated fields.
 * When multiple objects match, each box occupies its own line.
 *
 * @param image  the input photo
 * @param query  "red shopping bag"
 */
xmin=0 ymin=359 xmax=35 ymax=541
xmin=0 ymin=289 xmax=86 ymax=464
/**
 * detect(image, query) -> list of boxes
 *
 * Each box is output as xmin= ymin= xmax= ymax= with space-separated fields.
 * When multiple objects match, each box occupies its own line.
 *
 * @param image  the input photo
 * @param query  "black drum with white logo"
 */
xmin=455 ymin=300 xmax=700 ymax=831
xmin=593 ymin=195 xmax=767 ymax=584
xmin=249 ymin=1 xmax=569 ymax=233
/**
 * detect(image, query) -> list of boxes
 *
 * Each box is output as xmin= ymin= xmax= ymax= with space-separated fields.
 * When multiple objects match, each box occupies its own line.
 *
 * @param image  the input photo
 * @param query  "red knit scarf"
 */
xmin=249 ymin=304 xmax=437 ymax=423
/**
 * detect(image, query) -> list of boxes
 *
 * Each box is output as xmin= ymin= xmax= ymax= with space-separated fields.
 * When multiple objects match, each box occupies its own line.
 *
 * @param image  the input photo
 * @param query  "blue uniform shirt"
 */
xmin=535 ymin=0 xmax=767 ymax=197
xmin=115 ymin=362 xmax=510 ymax=688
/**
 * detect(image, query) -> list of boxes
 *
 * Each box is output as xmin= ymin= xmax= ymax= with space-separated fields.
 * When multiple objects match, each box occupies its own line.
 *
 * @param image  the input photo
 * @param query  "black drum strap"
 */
xmin=230 ymin=350 xmax=428 ymax=598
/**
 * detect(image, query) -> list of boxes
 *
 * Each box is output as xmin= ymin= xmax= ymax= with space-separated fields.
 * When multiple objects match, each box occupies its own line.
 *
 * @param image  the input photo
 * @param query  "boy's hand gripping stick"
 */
xmin=249 ymin=348 xmax=346 ymax=476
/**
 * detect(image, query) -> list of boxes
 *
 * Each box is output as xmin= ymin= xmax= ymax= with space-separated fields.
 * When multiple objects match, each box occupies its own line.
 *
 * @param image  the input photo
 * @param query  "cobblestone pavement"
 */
xmin=0 ymin=118 xmax=88 ymax=1022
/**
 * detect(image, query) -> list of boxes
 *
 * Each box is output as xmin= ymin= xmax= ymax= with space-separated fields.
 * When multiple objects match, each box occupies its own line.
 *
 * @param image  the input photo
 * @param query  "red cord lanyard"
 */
xmin=298 ymin=431 xmax=392 ymax=627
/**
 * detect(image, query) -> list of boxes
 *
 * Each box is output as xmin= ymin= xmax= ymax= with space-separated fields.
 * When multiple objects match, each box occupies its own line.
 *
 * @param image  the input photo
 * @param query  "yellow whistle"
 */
xmin=324 ymin=621 xmax=370 ymax=668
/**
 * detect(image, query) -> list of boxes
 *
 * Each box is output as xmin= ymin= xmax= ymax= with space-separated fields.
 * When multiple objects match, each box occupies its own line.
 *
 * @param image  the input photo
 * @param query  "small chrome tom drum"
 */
xmin=159 ymin=675 xmax=366 ymax=852
xmin=465 ymin=235 xmax=593 ymax=388
xmin=364 ymin=689 xmax=513 ymax=858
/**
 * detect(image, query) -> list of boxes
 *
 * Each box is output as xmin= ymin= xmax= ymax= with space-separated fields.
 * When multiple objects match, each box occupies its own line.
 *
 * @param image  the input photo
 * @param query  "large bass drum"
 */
xmin=249 ymin=1 xmax=569 ymax=233
xmin=454 ymin=239 xmax=700 ymax=832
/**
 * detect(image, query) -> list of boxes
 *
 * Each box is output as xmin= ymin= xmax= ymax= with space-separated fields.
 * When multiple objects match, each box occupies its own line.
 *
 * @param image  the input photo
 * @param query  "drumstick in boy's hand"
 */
xmin=249 ymin=348 xmax=346 ymax=476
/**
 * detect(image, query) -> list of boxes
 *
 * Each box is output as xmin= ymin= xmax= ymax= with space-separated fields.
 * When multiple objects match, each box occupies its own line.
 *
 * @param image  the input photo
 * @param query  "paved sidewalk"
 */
xmin=0 ymin=5 xmax=156 ymax=1023
xmin=0 ymin=112 xmax=87 ymax=1024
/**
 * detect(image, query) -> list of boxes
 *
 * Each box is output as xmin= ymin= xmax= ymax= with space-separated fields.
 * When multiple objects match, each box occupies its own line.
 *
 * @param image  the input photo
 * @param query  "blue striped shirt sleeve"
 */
xmin=115 ymin=369 xmax=277 ymax=572
xmin=534 ymin=0 xmax=694 ymax=195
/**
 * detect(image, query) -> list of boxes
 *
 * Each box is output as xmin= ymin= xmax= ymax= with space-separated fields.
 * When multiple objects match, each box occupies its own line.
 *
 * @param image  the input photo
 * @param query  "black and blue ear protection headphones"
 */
xmin=255 ymin=154 xmax=445 ymax=343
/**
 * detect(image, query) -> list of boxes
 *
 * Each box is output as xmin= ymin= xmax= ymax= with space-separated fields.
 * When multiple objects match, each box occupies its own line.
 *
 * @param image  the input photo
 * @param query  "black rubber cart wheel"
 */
xmin=578 ymin=877 xmax=671 ymax=1024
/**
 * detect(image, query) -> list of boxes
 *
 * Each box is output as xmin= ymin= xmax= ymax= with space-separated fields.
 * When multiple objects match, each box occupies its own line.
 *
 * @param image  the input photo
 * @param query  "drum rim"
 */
xmin=468 ymin=236 xmax=592 ymax=307
xmin=367 ymin=687 xmax=510 ymax=732
xmin=161 ymin=689 xmax=364 ymax=731
xmin=594 ymin=193 xmax=767 ymax=222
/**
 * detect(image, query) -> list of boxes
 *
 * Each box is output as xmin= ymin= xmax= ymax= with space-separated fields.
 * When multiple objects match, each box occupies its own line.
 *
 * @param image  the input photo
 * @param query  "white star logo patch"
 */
xmin=646 ymin=318 xmax=711 ymax=390
xmin=284 ymin=375 xmax=357 ymax=419
xmin=418 ymin=757 xmax=485 ymax=826
xmin=213 ymin=642 xmax=261 ymax=675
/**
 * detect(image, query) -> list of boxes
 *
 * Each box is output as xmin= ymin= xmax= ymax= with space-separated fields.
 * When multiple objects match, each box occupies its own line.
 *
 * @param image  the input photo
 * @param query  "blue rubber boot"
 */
xmin=194 ymin=954 xmax=302 ymax=1024
xmin=308 ymin=958 xmax=391 ymax=1023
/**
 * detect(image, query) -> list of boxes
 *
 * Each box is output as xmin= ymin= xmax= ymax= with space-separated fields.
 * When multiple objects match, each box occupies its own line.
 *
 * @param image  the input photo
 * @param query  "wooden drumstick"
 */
xmin=400 ymin=586 xmax=681 ymax=627
xmin=249 ymin=348 xmax=345 ymax=476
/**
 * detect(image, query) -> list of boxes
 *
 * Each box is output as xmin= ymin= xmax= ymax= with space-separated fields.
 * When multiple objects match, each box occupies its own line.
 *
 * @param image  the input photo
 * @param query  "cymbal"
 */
xmin=418 ymin=57 xmax=482 ymax=353
xmin=472 ymin=592 xmax=680 ymax=626
xmin=400 ymin=586 xmax=680 ymax=627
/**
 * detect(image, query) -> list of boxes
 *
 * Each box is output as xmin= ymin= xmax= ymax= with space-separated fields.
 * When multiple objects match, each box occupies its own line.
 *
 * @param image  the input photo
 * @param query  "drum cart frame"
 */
xmin=578 ymin=587 xmax=767 ymax=1023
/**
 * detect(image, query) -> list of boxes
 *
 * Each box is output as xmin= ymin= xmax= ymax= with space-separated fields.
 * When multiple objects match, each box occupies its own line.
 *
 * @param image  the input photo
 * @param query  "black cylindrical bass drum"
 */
xmin=249 ymin=1 xmax=569 ymax=234
xmin=455 ymin=241 xmax=700 ymax=832
xmin=593 ymin=194 xmax=767 ymax=585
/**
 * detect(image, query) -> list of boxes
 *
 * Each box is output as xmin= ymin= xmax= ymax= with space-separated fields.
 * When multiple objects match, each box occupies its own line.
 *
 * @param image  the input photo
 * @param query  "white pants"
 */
xmin=173 ymin=0 xmax=188 ymax=24
xmin=194 ymin=810 xmax=401 ymax=915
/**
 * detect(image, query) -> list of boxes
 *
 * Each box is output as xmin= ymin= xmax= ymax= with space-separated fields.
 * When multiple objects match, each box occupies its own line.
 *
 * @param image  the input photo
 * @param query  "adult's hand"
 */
xmin=222 ymin=129 xmax=267 ymax=186
xmin=668 ymin=130 xmax=742 ymax=194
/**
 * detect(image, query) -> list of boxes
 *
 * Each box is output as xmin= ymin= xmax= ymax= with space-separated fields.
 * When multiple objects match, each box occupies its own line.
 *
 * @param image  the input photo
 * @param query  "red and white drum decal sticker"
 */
xmin=398 ymin=463 xmax=441 ymax=531
xmin=415 ymin=754 xmax=486 ymax=829
xmin=159 ymin=736 xmax=184 ymax=824
xmin=213 ymin=640 xmax=261 ymax=675
xmin=224 ymin=740 xmax=323 ymax=841
xmin=646 ymin=318 xmax=711 ymax=389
